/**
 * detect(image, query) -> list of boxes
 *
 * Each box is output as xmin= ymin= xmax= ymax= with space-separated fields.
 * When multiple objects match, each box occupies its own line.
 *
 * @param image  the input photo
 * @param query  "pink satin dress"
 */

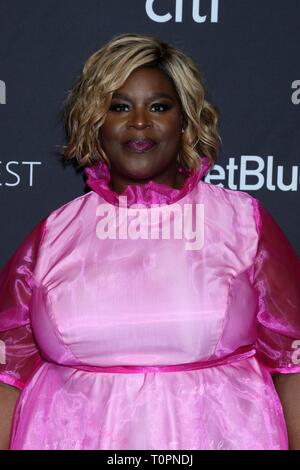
xmin=0 ymin=156 xmax=299 ymax=450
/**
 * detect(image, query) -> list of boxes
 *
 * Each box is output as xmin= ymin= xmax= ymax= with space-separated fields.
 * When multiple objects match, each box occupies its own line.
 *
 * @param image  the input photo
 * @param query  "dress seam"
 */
xmin=44 ymin=288 xmax=79 ymax=364
xmin=26 ymin=216 xmax=48 ymax=290
xmin=213 ymin=196 xmax=261 ymax=356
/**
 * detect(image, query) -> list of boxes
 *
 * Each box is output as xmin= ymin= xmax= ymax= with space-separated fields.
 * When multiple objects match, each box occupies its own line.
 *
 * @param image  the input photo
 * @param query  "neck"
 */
xmin=108 ymin=164 xmax=187 ymax=195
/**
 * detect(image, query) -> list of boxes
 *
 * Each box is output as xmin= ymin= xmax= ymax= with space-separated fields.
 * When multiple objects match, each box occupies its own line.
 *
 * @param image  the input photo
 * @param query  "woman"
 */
xmin=0 ymin=33 xmax=300 ymax=450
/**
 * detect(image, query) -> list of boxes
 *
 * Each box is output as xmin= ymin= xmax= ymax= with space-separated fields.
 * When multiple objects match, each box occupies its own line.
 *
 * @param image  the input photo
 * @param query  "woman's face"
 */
xmin=99 ymin=66 xmax=185 ymax=193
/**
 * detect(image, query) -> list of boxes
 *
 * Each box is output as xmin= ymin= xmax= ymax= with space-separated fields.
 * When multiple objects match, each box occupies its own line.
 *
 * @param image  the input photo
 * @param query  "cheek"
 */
xmin=100 ymin=120 xmax=122 ymax=142
xmin=160 ymin=115 xmax=181 ymax=138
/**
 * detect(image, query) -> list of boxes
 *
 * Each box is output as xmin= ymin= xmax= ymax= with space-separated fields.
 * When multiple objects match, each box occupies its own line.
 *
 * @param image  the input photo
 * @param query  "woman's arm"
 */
xmin=273 ymin=373 xmax=300 ymax=450
xmin=0 ymin=383 xmax=20 ymax=450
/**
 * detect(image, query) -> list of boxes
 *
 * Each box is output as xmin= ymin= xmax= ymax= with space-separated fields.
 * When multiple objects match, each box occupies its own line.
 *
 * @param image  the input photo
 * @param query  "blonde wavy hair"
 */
xmin=61 ymin=33 xmax=221 ymax=171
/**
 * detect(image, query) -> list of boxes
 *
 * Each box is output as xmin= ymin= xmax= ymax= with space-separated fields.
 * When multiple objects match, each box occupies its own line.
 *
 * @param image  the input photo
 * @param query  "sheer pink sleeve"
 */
xmin=251 ymin=199 xmax=300 ymax=374
xmin=0 ymin=219 xmax=46 ymax=390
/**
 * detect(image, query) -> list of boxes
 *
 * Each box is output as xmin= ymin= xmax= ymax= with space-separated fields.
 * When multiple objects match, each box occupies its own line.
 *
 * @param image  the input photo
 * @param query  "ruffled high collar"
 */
xmin=84 ymin=156 xmax=211 ymax=208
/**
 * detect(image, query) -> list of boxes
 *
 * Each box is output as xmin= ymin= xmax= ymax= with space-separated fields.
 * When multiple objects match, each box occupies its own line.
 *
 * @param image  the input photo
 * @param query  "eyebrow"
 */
xmin=111 ymin=92 xmax=176 ymax=102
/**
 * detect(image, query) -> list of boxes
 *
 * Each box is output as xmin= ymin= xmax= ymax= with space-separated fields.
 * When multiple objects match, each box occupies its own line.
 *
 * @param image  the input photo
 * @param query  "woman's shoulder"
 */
xmin=46 ymin=190 xmax=97 ymax=220
xmin=39 ymin=190 xmax=99 ymax=240
xmin=197 ymin=181 xmax=261 ymax=244
xmin=199 ymin=180 xmax=259 ymax=213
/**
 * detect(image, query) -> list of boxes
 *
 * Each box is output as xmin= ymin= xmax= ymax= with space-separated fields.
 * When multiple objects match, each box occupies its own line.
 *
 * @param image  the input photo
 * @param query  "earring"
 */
xmin=181 ymin=128 xmax=184 ymax=133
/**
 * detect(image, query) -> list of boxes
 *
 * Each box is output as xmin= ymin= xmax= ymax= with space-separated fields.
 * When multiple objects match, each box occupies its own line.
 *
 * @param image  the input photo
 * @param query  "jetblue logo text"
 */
xmin=205 ymin=156 xmax=300 ymax=191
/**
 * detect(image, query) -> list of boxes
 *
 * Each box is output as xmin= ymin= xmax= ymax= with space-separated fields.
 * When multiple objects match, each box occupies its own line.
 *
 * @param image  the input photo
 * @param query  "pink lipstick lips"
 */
xmin=124 ymin=139 xmax=157 ymax=153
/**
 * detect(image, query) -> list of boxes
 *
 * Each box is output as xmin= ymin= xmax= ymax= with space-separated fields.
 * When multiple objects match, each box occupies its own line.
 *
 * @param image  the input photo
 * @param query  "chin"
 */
xmin=126 ymin=170 xmax=155 ymax=182
xmin=122 ymin=162 xmax=158 ymax=181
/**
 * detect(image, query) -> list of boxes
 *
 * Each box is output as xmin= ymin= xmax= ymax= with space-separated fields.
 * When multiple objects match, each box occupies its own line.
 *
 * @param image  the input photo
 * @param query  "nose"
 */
xmin=127 ymin=107 xmax=152 ymax=129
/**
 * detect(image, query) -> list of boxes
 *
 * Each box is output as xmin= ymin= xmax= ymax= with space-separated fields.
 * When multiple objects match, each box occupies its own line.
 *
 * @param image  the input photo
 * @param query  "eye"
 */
xmin=150 ymin=103 xmax=172 ymax=112
xmin=109 ymin=103 xmax=130 ymax=112
xmin=109 ymin=102 xmax=173 ymax=113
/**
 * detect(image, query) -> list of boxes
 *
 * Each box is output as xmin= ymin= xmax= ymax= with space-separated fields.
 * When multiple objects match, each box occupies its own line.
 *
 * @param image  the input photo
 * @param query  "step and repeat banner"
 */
xmin=0 ymin=0 xmax=299 ymax=265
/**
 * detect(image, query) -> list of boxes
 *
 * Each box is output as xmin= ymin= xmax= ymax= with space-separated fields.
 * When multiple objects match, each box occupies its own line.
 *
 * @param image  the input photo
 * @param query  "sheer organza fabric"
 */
xmin=0 ymin=156 xmax=299 ymax=449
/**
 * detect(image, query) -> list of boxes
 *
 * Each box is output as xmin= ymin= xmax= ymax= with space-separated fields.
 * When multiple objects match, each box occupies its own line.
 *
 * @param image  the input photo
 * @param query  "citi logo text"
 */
xmin=145 ymin=0 xmax=219 ymax=23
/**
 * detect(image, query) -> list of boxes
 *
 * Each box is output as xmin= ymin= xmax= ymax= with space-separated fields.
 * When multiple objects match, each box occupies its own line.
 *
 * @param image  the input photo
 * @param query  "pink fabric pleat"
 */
xmin=84 ymin=156 xmax=211 ymax=208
